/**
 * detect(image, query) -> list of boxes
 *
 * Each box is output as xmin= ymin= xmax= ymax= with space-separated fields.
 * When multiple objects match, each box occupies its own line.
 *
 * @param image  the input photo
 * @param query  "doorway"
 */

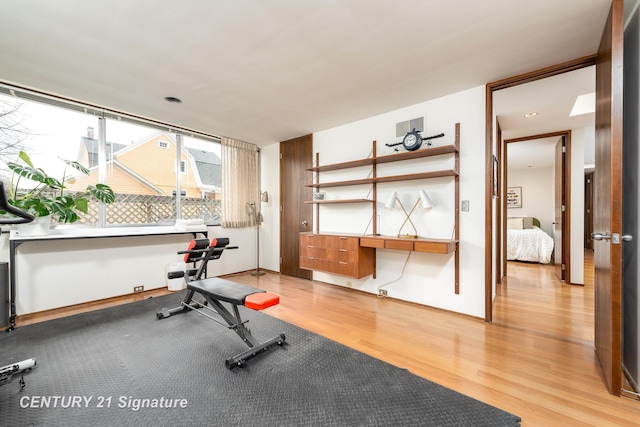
xmin=485 ymin=55 xmax=596 ymax=321
xmin=503 ymin=132 xmax=573 ymax=284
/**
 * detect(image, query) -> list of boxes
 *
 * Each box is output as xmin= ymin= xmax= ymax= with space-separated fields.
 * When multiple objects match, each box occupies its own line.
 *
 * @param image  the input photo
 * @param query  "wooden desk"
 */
xmin=359 ymin=235 xmax=457 ymax=254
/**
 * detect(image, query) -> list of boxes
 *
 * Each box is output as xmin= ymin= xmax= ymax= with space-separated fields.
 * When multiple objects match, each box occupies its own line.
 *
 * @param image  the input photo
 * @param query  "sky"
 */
xmin=1 ymin=93 xmax=221 ymax=178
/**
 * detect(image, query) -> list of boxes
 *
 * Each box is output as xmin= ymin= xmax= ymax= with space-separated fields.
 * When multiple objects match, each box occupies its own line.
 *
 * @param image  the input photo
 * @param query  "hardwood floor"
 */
xmin=12 ymin=250 xmax=640 ymax=426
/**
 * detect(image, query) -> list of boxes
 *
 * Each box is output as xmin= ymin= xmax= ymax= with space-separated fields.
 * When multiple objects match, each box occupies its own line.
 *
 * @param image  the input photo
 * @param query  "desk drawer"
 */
xmin=300 ymin=245 xmax=336 ymax=259
xmin=333 ymin=236 xmax=359 ymax=251
xmin=334 ymin=261 xmax=357 ymax=277
xmin=336 ymin=248 xmax=357 ymax=263
xmin=360 ymin=237 xmax=385 ymax=248
xmin=385 ymin=239 xmax=414 ymax=251
xmin=414 ymin=240 xmax=455 ymax=254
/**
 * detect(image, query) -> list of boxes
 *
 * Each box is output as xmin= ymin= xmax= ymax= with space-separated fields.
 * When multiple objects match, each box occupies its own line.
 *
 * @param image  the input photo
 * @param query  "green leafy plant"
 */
xmin=2 ymin=150 xmax=115 ymax=223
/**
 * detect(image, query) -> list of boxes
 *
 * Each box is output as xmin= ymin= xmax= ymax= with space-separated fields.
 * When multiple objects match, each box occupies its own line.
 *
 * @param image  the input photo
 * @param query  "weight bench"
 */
xmin=156 ymin=238 xmax=286 ymax=368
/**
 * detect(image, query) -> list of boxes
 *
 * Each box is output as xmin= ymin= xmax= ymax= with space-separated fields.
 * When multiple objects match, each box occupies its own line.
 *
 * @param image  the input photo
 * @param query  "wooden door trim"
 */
xmin=485 ymin=56 xmax=596 ymax=321
xmin=496 ymin=122 xmax=503 ymax=283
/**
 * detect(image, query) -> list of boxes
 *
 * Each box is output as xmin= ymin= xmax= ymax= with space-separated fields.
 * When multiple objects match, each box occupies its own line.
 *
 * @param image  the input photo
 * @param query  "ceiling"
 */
xmin=496 ymin=66 xmax=596 ymax=170
xmin=0 ymin=1 xmax=612 ymax=146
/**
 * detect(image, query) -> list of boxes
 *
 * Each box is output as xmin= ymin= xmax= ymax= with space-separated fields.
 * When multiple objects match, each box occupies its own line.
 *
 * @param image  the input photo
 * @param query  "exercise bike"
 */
xmin=0 ymin=182 xmax=37 ymax=387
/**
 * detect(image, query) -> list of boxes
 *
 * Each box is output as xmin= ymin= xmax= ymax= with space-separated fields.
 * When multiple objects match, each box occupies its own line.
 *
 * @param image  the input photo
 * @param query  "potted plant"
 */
xmin=1 ymin=151 xmax=115 ymax=226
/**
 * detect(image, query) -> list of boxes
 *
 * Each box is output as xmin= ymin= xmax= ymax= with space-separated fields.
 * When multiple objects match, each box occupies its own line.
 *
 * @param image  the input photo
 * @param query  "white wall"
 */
xmin=260 ymin=143 xmax=281 ymax=272
xmin=507 ymin=167 xmax=554 ymax=236
xmin=2 ymin=226 xmax=256 ymax=315
xmin=265 ymin=86 xmax=487 ymax=317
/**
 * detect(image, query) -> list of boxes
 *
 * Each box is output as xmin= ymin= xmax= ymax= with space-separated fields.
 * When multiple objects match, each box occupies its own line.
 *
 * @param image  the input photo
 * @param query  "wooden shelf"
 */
xmin=304 ymin=199 xmax=373 ymax=204
xmin=307 ymin=179 xmax=373 ymax=189
xmin=307 ymin=169 xmax=458 ymax=189
xmin=303 ymin=123 xmax=460 ymax=292
xmin=373 ymin=169 xmax=457 ymax=184
xmin=306 ymin=143 xmax=458 ymax=172
xmin=374 ymin=144 xmax=458 ymax=164
xmin=307 ymin=158 xmax=374 ymax=172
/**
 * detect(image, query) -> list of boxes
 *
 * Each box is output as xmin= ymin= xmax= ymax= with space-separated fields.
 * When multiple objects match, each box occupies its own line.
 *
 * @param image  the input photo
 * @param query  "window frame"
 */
xmin=0 ymin=81 xmax=223 ymax=227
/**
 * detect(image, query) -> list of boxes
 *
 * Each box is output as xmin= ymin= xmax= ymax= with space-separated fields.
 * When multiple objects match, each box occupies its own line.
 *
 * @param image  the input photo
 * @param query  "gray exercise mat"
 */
xmin=0 ymin=291 xmax=521 ymax=426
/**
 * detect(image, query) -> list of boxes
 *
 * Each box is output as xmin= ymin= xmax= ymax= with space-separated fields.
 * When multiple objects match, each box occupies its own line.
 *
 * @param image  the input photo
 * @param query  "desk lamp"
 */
xmin=385 ymin=190 xmax=433 ymax=238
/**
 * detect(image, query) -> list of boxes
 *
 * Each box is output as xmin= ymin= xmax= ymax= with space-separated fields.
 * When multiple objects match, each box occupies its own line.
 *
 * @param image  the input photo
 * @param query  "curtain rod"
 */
xmin=0 ymin=80 xmax=222 ymax=142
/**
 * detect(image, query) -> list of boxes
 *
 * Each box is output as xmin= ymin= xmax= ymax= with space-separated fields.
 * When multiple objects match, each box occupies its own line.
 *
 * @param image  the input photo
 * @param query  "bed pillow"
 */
xmin=507 ymin=217 xmax=523 ymax=230
xmin=521 ymin=217 xmax=534 ymax=229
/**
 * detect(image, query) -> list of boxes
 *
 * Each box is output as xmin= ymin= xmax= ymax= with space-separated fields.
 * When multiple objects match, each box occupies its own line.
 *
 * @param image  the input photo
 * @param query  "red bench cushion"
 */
xmin=244 ymin=292 xmax=280 ymax=310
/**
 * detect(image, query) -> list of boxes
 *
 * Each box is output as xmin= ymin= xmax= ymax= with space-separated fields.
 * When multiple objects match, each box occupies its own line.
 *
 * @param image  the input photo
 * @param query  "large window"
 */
xmin=0 ymin=85 xmax=222 ymax=226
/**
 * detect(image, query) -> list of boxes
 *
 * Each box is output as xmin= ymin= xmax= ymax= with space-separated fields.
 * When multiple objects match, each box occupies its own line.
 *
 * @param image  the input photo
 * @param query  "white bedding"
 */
xmin=507 ymin=226 xmax=554 ymax=264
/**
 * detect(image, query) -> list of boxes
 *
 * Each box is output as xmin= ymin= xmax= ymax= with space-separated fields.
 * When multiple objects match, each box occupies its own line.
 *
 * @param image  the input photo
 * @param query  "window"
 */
xmin=0 ymin=84 xmax=222 ymax=227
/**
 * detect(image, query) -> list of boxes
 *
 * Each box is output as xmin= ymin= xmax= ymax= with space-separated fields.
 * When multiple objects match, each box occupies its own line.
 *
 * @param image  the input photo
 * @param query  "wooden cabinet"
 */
xmin=299 ymin=233 xmax=375 ymax=278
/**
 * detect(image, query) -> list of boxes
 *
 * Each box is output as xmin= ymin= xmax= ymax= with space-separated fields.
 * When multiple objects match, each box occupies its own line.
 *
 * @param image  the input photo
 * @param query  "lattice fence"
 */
xmin=70 ymin=192 xmax=221 ymax=225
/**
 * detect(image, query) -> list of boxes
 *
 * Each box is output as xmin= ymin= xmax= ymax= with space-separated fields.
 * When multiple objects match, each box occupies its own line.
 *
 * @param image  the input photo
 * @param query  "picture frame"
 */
xmin=313 ymin=192 xmax=326 ymax=201
xmin=506 ymin=187 xmax=522 ymax=208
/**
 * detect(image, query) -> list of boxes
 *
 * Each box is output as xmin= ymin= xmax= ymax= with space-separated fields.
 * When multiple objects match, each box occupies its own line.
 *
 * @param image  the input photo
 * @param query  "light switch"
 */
xmin=461 ymin=200 xmax=469 ymax=212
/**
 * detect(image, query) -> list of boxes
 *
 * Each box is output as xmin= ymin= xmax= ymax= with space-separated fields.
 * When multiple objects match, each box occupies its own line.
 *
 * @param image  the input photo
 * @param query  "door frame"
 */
xmin=485 ymin=54 xmax=596 ymax=321
xmin=503 ymin=131 xmax=572 ymax=284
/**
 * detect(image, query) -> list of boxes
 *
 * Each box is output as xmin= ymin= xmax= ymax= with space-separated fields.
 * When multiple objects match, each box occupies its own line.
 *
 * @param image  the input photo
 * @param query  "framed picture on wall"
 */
xmin=507 ymin=187 xmax=522 ymax=208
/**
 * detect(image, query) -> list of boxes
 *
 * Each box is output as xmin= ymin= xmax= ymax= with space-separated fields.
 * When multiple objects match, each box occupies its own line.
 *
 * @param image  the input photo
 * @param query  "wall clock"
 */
xmin=386 ymin=129 xmax=445 ymax=152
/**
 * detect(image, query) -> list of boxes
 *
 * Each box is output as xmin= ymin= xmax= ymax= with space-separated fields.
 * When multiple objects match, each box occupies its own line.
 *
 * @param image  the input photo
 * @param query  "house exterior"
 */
xmin=67 ymin=130 xmax=221 ymax=199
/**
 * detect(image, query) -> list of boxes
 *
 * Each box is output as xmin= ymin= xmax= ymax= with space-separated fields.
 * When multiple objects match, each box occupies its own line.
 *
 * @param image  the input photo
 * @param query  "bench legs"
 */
xmin=156 ymin=292 xmax=286 ymax=368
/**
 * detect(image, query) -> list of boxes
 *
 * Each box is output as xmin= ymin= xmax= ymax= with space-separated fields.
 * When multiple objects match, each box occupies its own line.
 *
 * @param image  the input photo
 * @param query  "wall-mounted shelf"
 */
xmin=305 ymin=199 xmax=373 ymax=204
xmin=306 ymin=169 xmax=458 ymax=189
xmin=306 ymin=143 xmax=459 ymax=173
xmin=301 ymin=123 xmax=461 ymax=293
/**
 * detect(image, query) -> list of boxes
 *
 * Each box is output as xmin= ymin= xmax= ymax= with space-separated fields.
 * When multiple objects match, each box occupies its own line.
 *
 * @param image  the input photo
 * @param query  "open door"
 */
xmin=554 ymin=137 xmax=566 ymax=281
xmin=593 ymin=0 xmax=624 ymax=396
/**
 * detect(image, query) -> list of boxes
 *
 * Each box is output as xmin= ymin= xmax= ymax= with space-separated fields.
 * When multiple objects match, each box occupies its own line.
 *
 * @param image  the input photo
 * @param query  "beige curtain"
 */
xmin=221 ymin=137 xmax=259 ymax=228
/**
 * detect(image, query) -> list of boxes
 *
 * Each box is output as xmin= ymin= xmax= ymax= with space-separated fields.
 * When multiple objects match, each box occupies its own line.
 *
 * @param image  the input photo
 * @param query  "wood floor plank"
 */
xmin=12 ymin=249 xmax=640 ymax=426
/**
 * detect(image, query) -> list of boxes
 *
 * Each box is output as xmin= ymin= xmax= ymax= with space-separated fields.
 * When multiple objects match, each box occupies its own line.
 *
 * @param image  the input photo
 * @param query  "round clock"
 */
xmin=402 ymin=130 xmax=423 ymax=151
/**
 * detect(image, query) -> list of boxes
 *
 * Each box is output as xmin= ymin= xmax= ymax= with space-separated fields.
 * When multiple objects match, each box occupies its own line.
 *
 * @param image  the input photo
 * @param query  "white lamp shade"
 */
xmin=419 ymin=190 xmax=433 ymax=210
xmin=385 ymin=191 xmax=398 ymax=209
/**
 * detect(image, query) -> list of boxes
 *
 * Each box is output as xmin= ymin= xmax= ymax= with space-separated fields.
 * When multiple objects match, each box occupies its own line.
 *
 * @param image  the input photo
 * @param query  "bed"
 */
xmin=506 ymin=217 xmax=555 ymax=264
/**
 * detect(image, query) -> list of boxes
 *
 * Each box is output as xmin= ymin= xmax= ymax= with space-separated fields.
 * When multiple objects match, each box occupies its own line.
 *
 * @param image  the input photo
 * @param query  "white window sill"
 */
xmin=10 ymin=225 xmax=208 ymax=241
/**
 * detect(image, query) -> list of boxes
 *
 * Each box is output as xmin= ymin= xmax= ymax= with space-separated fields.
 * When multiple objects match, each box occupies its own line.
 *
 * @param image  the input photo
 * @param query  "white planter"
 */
xmin=16 ymin=215 xmax=51 ymax=236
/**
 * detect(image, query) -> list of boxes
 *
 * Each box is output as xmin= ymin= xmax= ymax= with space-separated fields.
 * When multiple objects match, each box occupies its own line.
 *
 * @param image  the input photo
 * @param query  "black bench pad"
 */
xmin=187 ymin=278 xmax=264 ymax=305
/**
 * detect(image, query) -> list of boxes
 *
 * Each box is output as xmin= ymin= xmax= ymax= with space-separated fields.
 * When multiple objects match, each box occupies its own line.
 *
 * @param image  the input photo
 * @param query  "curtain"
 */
xmin=221 ymin=137 xmax=259 ymax=228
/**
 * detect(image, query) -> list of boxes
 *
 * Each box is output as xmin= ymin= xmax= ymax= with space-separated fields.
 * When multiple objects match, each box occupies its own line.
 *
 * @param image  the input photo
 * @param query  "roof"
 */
xmin=82 ymin=137 xmax=127 ymax=168
xmin=187 ymin=148 xmax=221 ymax=189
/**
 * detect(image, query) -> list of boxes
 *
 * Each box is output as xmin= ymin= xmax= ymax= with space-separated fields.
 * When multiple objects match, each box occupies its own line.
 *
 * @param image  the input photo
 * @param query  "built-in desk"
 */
xmin=359 ymin=235 xmax=457 ymax=254
xmin=6 ymin=226 xmax=207 ymax=330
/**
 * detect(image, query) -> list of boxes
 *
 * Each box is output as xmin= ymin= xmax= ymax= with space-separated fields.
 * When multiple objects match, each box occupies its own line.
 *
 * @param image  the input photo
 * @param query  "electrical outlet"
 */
xmin=133 ymin=286 xmax=144 ymax=292
xmin=378 ymin=289 xmax=388 ymax=297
